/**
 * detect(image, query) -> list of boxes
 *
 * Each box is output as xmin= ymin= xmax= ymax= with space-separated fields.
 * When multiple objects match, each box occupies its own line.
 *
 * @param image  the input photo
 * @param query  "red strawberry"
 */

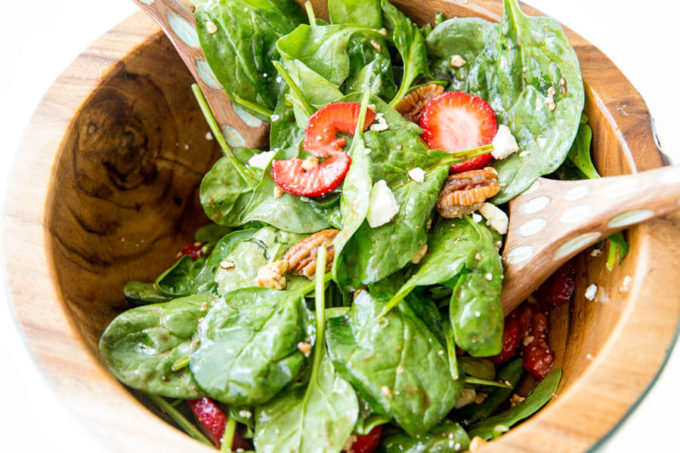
xmin=303 ymin=102 xmax=376 ymax=157
xmin=343 ymin=425 xmax=383 ymax=453
xmin=180 ymin=242 xmax=205 ymax=260
xmin=419 ymin=92 xmax=497 ymax=173
xmin=272 ymin=152 xmax=351 ymax=197
xmin=535 ymin=260 xmax=576 ymax=308
xmin=489 ymin=314 xmax=522 ymax=366
xmin=187 ymin=398 xmax=250 ymax=450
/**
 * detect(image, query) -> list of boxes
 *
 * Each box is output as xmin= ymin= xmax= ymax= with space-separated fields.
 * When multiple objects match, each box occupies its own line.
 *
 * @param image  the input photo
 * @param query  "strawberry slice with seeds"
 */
xmin=420 ymin=91 xmax=497 ymax=173
xmin=187 ymin=398 xmax=250 ymax=450
xmin=272 ymin=152 xmax=351 ymax=197
xmin=342 ymin=425 xmax=383 ymax=453
xmin=303 ymin=102 xmax=376 ymax=157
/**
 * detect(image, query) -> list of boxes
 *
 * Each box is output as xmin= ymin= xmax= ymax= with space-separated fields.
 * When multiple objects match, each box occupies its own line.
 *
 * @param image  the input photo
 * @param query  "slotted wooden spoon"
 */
xmin=132 ymin=0 xmax=269 ymax=148
xmin=501 ymin=165 xmax=680 ymax=314
xmin=133 ymin=0 xmax=680 ymax=316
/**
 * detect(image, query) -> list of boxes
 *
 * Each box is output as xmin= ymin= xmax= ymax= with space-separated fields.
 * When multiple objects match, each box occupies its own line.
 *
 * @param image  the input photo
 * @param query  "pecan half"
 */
xmin=394 ymin=84 xmax=445 ymax=123
xmin=283 ymin=229 xmax=339 ymax=278
xmin=436 ymin=167 xmax=500 ymax=218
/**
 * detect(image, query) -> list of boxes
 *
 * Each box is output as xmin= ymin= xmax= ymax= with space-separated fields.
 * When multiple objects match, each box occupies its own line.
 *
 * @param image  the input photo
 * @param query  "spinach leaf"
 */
xmin=193 ymin=0 xmax=305 ymax=113
xmin=458 ymin=356 xmax=496 ymax=381
xmin=254 ymin=248 xmax=359 ymax=453
xmin=194 ymin=224 xmax=232 ymax=245
xmin=606 ymin=231 xmax=629 ymax=271
xmin=379 ymin=420 xmax=470 ymax=452
xmin=190 ymin=287 xmax=315 ymax=406
xmin=269 ymin=93 xmax=305 ymax=152
xmin=326 ymin=290 xmax=462 ymax=436
xmin=381 ymin=0 xmax=429 ymax=106
xmin=427 ymin=0 xmax=585 ymax=202
xmin=99 ymin=294 xmax=218 ymax=398
xmin=155 ymin=255 xmax=207 ymax=297
xmin=381 ymin=217 xmax=503 ymax=357
xmin=278 ymin=57 xmax=344 ymax=111
xmin=123 ymin=282 xmax=172 ymax=305
xmin=456 ymin=359 xmax=523 ymax=426
xmin=254 ymin=355 xmax=358 ymax=452
xmin=214 ymin=226 xmax=306 ymax=296
xmin=566 ymin=123 xmax=598 ymax=179
xmin=192 ymin=228 xmax=259 ymax=293
xmin=468 ymin=368 xmax=562 ymax=440
xmin=329 ymin=0 xmax=382 ymax=28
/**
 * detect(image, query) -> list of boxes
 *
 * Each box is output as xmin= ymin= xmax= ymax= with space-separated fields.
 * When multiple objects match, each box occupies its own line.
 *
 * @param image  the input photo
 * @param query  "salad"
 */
xmin=99 ymin=0 xmax=628 ymax=451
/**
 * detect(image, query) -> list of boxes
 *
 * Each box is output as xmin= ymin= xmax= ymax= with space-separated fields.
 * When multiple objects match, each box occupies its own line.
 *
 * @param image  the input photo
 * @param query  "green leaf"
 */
xmin=329 ymin=0 xmax=382 ymax=28
xmin=606 ymin=231 xmax=629 ymax=271
xmin=194 ymin=224 xmax=233 ymax=245
xmin=566 ymin=123 xmax=598 ymax=179
xmin=123 ymin=282 xmax=172 ymax=305
xmin=99 ymin=294 xmax=218 ymax=398
xmin=380 ymin=217 xmax=503 ymax=357
xmin=426 ymin=0 xmax=585 ymax=203
xmin=156 ymin=255 xmax=207 ymax=297
xmin=193 ymin=0 xmax=306 ymax=112
xmin=379 ymin=419 xmax=470 ymax=452
xmin=455 ymin=359 xmax=523 ymax=426
xmin=189 ymin=287 xmax=315 ymax=406
xmin=326 ymin=290 xmax=462 ymax=436
xmin=458 ymin=356 xmax=496 ymax=381
xmin=468 ymin=368 xmax=562 ymax=440
xmin=381 ymin=0 xmax=429 ymax=106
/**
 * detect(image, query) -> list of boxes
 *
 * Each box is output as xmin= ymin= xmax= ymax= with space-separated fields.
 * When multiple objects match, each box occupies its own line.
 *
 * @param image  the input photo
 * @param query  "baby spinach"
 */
xmin=427 ymin=0 xmax=585 ymax=203
xmin=155 ymin=255 xmax=207 ymax=297
xmin=189 ymin=287 xmax=315 ymax=406
xmin=456 ymin=359 xmax=523 ymax=426
xmin=381 ymin=216 xmax=503 ymax=357
xmin=254 ymin=248 xmax=359 ymax=453
xmin=326 ymin=289 xmax=462 ymax=437
xmin=379 ymin=420 xmax=470 ymax=452
xmin=381 ymin=0 xmax=429 ymax=106
xmin=329 ymin=0 xmax=383 ymax=28
xmin=99 ymin=294 xmax=218 ymax=399
xmin=193 ymin=223 xmax=233 ymax=245
xmin=458 ymin=356 xmax=496 ymax=381
xmin=193 ymin=0 xmax=305 ymax=114
xmin=468 ymin=368 xmax=562 ymax=440
xmin=214 ymin=226 xmax=306 ymax=296
xmin=123 ymin=282 xmax=172 ymax=305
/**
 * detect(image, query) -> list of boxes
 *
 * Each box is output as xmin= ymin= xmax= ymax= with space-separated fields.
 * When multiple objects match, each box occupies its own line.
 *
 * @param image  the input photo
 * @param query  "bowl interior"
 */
xmin=38 ymin=0 xmax=672 ymax=451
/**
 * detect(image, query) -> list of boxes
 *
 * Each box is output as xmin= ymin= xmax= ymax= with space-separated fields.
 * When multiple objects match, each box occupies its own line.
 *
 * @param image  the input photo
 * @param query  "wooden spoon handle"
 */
xmin=132 ymin=0 xmax=268 ymax=148
xmin=501 ymin=165 xmax=680 ymax=314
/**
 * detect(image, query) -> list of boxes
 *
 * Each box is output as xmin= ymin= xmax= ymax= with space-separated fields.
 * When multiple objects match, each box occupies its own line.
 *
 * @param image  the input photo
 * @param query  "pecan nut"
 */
xmin=394 ymin=84 xmax=445 ymax=123
xmin=436 ymin=167 xmax=500 ymax=218
xmin=283 ymin=229 xmax=339 ymax=278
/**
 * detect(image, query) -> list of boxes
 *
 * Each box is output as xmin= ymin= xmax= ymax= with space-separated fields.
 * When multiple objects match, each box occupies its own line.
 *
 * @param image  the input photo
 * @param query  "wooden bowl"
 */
xmin=4 ymin=1 xmax=680 ymax=451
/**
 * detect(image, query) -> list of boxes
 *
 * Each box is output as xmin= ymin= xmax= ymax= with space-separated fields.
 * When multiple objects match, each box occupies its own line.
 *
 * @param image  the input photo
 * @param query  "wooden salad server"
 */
xmin=501 ymin=165 xmax=680 ymax=314
xmin=132 ymin=0 xmax=269 ymax=148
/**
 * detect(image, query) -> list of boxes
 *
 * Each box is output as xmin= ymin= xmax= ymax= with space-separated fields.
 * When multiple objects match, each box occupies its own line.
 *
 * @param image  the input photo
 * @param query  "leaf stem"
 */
xmin=303 ymin=247 xmax=328 ymax=408
xmin=220 ymin=416 xmax=237 ymax=453
xmin=443 ymin=322 xmax=459 ymax=380
xmin=304 ymin=1 xmax=316 ymax=26
xmin=354 ymin=89 xmax=373 ymax=137
xmin=233 ymin=95 xmax=274 ymax=119
xmin=171 ymin=356 xmax=190 ymax=372
xmin=273 ymin=61 xmax=314 ymax=117
xmin=148 ymin=395 xmax=213 ymax=447
xmin=464 ymin=376 xmax=513 ymax=389
xmin=191 ymin=84 xmax=258 ymax=189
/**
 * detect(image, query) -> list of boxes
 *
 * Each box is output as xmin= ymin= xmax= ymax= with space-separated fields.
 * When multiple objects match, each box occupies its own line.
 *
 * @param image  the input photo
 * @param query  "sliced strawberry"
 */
xmin=179 ymin=242 xmax=205 ymax=260
xmin=303 ymin=102 xmax=376 ymax=157
xmin=187 ymin=398 xmax=250 ymax=450
xmin=535 ymin=260 xmax=576 ymax=308
xmin=272 ymin=152 xmax=351 ymax=197
xmin=419 ymin=92 xmax=497 ymax=173
xmin=343 ymin=425 xmax=383 ymax=453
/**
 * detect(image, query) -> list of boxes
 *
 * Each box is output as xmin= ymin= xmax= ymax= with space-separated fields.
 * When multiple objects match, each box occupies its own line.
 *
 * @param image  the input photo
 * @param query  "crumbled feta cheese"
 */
xmin=454 ymin=388 xmax=477 ymax=409
xmin=491 ymin=125 xmax=520 ymax=160
xmin=270 ymin=114 xmax=280 ymax=121
xmin=620 ymin=275 xmax=633 ymax=292
xmin=365 ymin=148 xmax=372 ymax=155
xmin=369 ymin=112 xmax=389 ymax=132
xmin=411 ymin=244 xmax=428 ymax=264
xmin=220 ymin=260 xmax=235 ymax=270
xmin=585 ymin=284 xmax=598 ymax=301
xmin=590 ymin=248 xmax=602 ymax=257
xmin=479 ymin=202 xmax=509 ymax=235
xmin=301 ymin=156 xmax=319 ymax=171
xmin=367 ymin=180 xmax=399 ymax=228
xmin=407 ymin=167 xmax=425 ymax=183
xmin=450 ymin=54 xmax=467 ymax=68
xmin=238 ymin=410 xmax=252 ymax=418
xmin=206 ymin=21 xmax=218 ymax=34
xmin=205 ymin=131 xmax=213 ymax=141
xmin=484 ymin=273 xmax=493 ymax=281
xmin=248 ymin=150 xmax=276 ymax=170
xmin=472 ymin=213 xmax=483 ymax=223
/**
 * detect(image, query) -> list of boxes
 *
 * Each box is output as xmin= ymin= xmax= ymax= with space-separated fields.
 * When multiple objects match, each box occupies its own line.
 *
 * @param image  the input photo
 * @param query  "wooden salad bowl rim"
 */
xmin=3 ymin=2 xmax=680 ymax=452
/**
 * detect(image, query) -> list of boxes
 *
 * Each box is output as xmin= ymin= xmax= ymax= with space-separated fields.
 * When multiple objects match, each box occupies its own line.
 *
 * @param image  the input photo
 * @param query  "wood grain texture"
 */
xmin=2 ymin=2 xmax=679 ymax=452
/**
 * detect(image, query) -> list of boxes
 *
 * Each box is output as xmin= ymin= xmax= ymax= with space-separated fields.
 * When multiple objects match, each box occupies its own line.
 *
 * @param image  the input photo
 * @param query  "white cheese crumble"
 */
xmin=585 ymin=283 xmax=598 ymax=301
xmin=472 ymin=212 xmax=483 ymax=223
xmin=620 ymin=275 xmax=633 ymax=292
xmin=407 ymin=167 xmax=425 ymax=183
xmin=270 ymin=114 xmax=280 ymax=121
xmin=491 ymin=125 xmax=520 ymax=160
xmin=367 ymin=180 xmax=399 ymax=228
xmin=206 ymin=21 xmax=218 ymax=34
xmin=369 ymin=112 xmax=389 ymax=132
xmin=450 ymin=54 xmax=467 ymax=68
xmin=454 ymin=388 xmax=477 ymax=409
xmin=247 ymin=150 xmax=276 ymax=170
xmin=479 ymin=202 xmax=509 ymax=235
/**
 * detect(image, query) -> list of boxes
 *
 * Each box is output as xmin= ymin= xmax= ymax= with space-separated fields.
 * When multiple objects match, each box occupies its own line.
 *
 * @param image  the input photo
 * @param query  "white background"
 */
xmin=0 ymin=1 xmax=678 ymax=451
